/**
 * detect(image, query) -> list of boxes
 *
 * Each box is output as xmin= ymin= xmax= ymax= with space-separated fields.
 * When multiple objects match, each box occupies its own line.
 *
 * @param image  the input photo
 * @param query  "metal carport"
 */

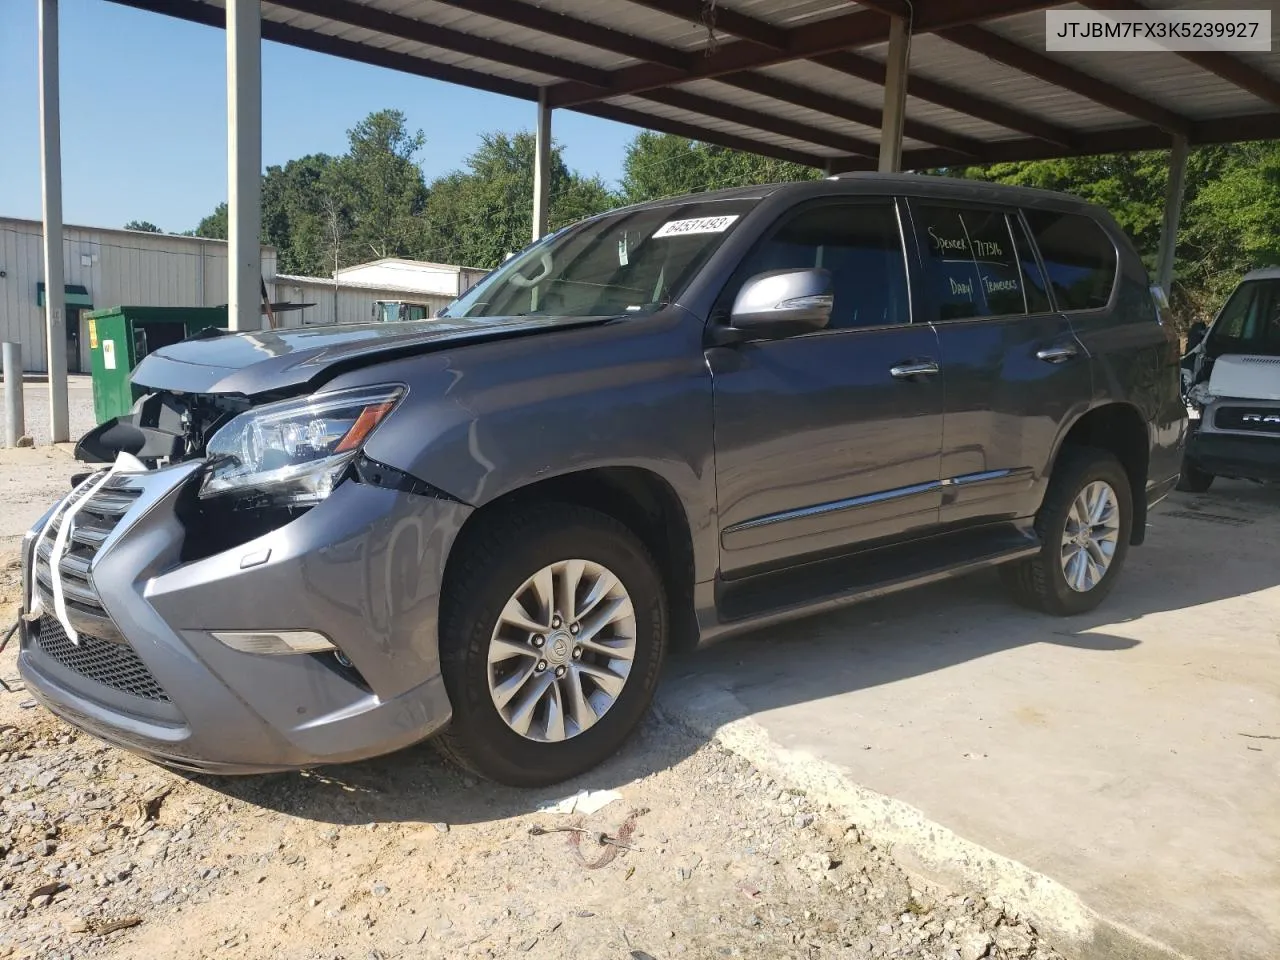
xmin=34 ymin=0 xmax=1280 ymax=439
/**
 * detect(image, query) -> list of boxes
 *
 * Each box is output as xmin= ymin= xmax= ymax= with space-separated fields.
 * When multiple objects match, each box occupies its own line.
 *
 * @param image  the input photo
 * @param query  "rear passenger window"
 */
xmin=917 ymin=205 xmax=1026 ymax=320
xmin=1024 ymin=210 xmax=1117 ymax=311
xmin=726 ymin=201 xmax=908 ymax=330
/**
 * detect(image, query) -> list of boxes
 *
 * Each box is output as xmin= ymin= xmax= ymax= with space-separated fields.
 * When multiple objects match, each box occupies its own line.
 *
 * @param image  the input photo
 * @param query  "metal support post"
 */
xmin=39 ymin=0 xmax=68 ymax=442
xmin=532 ymin=87 xmax=552 ymax=242
xmin=878 ymin=14 xmax=911 ymax=173
xmin=4 ymin=343 xmax=25 ymax=448
xmin=227 ymin=0 xmax=263 ymax=331
xmin=1156 ymin=135 xmax=1189 ymax=300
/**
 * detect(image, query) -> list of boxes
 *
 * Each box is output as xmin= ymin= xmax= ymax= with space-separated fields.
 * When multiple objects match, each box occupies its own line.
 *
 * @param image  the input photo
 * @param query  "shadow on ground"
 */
xmin=189 ymin=481 xmax=1280 ymax=830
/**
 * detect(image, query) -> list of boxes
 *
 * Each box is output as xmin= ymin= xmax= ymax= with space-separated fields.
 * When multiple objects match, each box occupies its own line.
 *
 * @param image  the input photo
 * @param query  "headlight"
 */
xmin=200 ymin=385 xmax=403 ymax=504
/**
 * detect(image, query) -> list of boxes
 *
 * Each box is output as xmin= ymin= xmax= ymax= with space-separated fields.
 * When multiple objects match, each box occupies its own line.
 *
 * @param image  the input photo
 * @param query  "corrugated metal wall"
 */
xmin=269 ymin=277 xmax=454 ymax=326
xmin=0 ymin=218 xmax=277 ymax=373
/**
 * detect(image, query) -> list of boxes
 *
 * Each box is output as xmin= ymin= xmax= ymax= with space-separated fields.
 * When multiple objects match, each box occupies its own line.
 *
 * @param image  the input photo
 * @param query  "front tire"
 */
xmin=1175 ymin=458 xmax=1214 ymax=493
xmin=436 ymin=503 xmax=667 ymax=787
xmin=1001 ymin=448 xmax=1133 ymax=616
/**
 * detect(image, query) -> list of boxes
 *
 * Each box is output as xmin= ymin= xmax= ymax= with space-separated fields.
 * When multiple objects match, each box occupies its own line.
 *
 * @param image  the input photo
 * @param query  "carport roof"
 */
xmin=108 ymin=0 xmax=1280 ymax=169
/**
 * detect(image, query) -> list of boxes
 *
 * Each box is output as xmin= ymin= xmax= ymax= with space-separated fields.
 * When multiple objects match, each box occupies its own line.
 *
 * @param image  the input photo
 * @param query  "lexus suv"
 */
xmin=18 ymin=175 xmax=1185 ymax=786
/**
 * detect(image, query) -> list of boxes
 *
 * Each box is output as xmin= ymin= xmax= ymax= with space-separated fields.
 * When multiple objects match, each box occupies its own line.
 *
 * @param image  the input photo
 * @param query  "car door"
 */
xmin=906 ymin=200 xmax=1093 ymax=529
xmin=707 ymin=198 xmax=945 ymax=578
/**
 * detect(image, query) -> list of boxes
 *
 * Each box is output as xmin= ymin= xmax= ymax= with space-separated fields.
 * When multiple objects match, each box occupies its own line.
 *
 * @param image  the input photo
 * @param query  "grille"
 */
xmin=34 ymin=616 xmax=170 ymax=702
xmin=33 ymin=475 xmax=142 ymax=642
xmin=1214 ymin=406 xmax=1280 ymax=435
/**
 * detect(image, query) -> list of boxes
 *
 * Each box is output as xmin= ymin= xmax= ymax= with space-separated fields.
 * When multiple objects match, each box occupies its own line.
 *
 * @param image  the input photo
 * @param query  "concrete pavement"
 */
xmin=661 ymin=480 xmax=1280 ymax=960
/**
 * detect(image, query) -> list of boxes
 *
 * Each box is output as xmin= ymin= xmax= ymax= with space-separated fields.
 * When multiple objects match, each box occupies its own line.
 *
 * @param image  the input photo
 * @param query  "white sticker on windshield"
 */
xmin=652 ymin=215 xmax=740 ymax=238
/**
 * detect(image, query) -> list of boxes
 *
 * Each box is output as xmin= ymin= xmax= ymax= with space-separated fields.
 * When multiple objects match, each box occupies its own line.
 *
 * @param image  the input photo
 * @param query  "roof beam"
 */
xmin=574 ymin=102 xmax=827 ymax=168
xmin=548 ymin=0 xmax=1055 ymax=107
xmin=624 ymin=0 xmax=788 ymax=50
xmin=716 ymin=72 xmax=984 ymax=156
xmin=104 ymin=0 xmax=836 ymax=171
xmin=937 ymin=25 xmax=1192 ymax=135
xmin=813 ymin=52 xmax=1075 ymax=147
xmin=107 ymin=0 xmax=539 ymax=99
xmin=1079 ymin=0 xmax=1280 ymax=110
xmin=640 ymin=87 xmax=881 ymax=158
xmin=424 ymin=0 xmax=692 ymax=72
xmin=266 ymin=0 xmax=613 ymax=87
xmin=866 ymin=110 xmax=1280 ymax=171
xmin=618 ymin=0 xmax=1072 ymax=148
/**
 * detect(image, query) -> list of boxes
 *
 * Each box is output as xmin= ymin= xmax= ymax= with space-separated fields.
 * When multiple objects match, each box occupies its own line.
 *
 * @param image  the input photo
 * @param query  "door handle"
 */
xmin=1036 ymin=344 xmax=1079 ymax=364
xmin=890 ymin=360 xmax=940 ymax=380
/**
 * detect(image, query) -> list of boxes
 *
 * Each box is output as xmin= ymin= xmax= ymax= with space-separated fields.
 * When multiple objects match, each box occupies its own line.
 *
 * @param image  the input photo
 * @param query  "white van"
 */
xmin=1180 ymin=267 xmax=1280 ymax=491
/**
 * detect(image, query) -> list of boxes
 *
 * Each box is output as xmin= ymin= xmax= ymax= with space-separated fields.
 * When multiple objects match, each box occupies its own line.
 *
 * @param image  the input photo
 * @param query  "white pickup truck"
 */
xmin=1180 ymin=267 xmax=1280 ymax=492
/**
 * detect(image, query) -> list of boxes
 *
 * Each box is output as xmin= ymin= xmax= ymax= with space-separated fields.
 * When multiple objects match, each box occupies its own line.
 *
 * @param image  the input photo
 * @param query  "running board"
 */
xmin=706 ymin=525 xmax=1040 ymax=642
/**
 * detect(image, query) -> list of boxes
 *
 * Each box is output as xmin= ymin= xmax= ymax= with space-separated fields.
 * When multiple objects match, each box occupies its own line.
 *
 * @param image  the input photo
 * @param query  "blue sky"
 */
xmin=0 ymin=0 xmax=641 ymax=233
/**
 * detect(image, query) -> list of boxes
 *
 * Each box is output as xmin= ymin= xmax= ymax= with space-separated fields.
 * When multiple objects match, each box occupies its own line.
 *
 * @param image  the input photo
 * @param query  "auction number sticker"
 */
xmin=652 ymin=215 xmax=740 ymax=238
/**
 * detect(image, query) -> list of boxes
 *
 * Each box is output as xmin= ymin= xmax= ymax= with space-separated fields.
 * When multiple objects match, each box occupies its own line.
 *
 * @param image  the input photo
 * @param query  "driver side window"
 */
xmin=721 ymin=201 xmax=909 ymax=331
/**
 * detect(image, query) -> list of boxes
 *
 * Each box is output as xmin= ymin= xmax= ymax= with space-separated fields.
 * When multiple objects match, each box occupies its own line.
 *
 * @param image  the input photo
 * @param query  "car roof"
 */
xmin=611 ymin=173 xmax=1099 ymax=216
xmin=1242 ymin=266 xmax=1280 ymax=282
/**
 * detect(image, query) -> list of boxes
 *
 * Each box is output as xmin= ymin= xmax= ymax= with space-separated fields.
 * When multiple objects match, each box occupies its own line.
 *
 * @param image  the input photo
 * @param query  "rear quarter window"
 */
xmin=1024 ymin=210 xmax=1117 ymax=311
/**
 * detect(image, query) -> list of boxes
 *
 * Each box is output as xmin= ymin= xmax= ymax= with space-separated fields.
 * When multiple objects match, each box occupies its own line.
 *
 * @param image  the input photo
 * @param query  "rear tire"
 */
xmin=436 ymin=503 xmax=667 ymax=787
xmin=1175 ymin=458 xmax=1214 ymax=493
xmin=1001 ymin=447 xmax=1133 ymax=616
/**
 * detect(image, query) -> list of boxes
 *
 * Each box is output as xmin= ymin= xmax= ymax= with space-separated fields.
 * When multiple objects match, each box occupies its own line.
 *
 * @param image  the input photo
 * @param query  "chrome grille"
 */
xmin=33 ymin=616 xmax=170 ymax=703
xmin=33 ymin=476 xmax=142 ymax=642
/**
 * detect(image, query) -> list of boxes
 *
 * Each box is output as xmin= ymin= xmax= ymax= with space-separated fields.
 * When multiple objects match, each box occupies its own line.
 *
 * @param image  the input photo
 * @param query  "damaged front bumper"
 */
xmin=17 ymin=460 xmax=472 ymax=773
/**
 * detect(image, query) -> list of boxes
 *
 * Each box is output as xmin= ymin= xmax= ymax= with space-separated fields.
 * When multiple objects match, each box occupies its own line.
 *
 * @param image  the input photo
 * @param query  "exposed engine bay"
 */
xmin=76 ymin=390 xmax=250 ymax=466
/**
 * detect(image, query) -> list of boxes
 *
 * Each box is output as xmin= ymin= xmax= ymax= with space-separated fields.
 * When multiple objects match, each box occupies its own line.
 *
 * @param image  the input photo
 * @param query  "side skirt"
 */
xmin=697 ymin=522 xmax=1040 ymax=644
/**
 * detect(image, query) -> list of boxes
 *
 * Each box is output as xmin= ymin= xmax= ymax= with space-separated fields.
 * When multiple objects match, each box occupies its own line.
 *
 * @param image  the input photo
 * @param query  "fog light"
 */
xmin=212 ymin=630 xmax=336 ymax=655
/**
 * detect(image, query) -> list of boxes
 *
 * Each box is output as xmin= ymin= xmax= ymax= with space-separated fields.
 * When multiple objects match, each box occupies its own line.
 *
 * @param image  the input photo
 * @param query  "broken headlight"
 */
xmin=199 ymin=385 xmax=403 ymax=505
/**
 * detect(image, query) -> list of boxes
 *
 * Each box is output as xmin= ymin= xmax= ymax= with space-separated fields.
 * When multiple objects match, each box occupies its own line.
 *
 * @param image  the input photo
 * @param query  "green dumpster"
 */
xmin=87 ymin=306 xmax=227 ymax=424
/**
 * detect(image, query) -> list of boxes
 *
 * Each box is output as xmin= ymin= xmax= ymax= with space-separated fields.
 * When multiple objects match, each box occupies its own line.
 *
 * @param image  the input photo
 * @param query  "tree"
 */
xmin=123 ymin=219 xmax=162 ymax=233
xmin=261 ymin=154 xmax=341 ymax=275
xmin=419 ymin=131 xmax=615 ymax=267
xmin=620 ymin=132 xmax=819 ymax=204
xmin=332 ymin=110 xmax=430 ymax=263
xmin=194 ymin=203 xmax=228 ymax=240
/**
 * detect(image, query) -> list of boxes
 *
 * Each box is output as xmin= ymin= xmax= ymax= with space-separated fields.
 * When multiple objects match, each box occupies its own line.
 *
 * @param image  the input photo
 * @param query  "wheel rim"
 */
xmin=486 ymin=559 xmax=637 ymax=742
xmin=1060 ymin=480 xmax=1120 ymax=593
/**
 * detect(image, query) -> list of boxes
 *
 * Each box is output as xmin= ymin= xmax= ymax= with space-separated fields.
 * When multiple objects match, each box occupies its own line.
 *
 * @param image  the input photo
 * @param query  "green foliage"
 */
xmin=418 ymin=131 xmax=614 ymax=267
xmin=949 ymin=141 xmax=1280 ymax=328
xmin=620 ymin=132 xmax=819 ymax=204
xmin=123 ymin=220 xmax=161 ymax=233
xmin=194 ymin=203 xmax=227 ymax=241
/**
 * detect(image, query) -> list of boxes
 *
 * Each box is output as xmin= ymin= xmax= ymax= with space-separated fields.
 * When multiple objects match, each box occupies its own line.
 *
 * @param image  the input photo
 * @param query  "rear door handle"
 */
xmin=1036 ymin=344 xmax=1079 ymax=364
xmin=890 ymin=360 xmax=940 ymax=380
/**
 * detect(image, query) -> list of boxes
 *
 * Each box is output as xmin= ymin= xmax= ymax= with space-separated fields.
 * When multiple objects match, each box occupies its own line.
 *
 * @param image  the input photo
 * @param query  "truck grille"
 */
xmin=1214 ymin=406 xmax=1280 ymax=435
xmin=33 ymin=616 xmax=170 ymax=703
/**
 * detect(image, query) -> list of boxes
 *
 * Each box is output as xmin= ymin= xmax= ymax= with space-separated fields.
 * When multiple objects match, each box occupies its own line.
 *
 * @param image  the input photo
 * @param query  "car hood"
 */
xmin=130 ymin=315 xmax=613 ymax=396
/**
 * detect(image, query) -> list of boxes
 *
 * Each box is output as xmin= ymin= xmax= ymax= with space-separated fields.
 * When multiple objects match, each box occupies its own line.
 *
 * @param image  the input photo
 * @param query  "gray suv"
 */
xmin=19 ymin=175 xmax=1185 ymax=786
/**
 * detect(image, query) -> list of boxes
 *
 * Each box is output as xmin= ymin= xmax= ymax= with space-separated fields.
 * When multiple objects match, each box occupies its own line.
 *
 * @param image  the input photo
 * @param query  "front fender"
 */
xmin=326 ymin=310 xmax=720 ymax=581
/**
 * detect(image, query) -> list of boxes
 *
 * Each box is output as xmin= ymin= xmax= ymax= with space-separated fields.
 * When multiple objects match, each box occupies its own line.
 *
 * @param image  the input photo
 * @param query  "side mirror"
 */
xmin=716 ymin=268 xmax=833 ymax=343
xmin=1186 ymin=321 xmax=1208 ymax=352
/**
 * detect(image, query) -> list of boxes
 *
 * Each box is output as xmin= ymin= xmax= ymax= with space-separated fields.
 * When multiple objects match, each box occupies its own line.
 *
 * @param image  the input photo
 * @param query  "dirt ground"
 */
xmin=0 ymin=449 xmax=1065 ymax=960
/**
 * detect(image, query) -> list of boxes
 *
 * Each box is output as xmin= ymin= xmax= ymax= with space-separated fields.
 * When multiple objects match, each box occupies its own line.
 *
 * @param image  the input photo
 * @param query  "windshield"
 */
xmin=1206 ymin=279 xmax=1280 ymax=357
xmin=440 ymin=200 xmax=757 ymax=319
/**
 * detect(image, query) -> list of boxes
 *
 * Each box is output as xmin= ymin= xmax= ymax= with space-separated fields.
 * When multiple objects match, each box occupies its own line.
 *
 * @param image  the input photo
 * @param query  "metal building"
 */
xmin=0 ymin=217 xmax=276 ymax=374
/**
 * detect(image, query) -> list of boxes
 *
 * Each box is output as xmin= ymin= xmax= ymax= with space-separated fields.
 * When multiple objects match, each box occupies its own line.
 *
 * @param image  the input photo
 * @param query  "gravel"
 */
xmin=0 ymin=376 xmax=96 ymax=449
xmin=1 ymin=451 xmax=1071 ymax=960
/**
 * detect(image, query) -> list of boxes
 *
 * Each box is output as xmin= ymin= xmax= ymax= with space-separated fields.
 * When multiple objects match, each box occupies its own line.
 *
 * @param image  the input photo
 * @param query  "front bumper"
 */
xmin=1186 ymin=431 xmax=1280 ymax=482
xmin=18 ymin=462 xmax=472 ymax=773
